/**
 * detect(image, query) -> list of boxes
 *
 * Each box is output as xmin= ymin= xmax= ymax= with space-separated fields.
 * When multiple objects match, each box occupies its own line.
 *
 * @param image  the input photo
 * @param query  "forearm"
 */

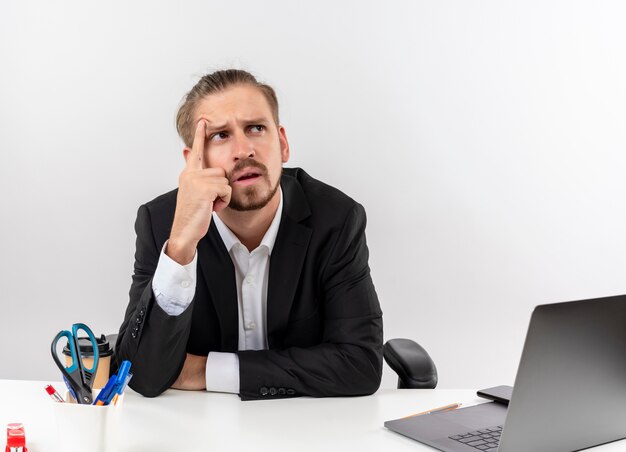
xmin=116 ymin=282 xmax=194 ymax=397
xmin=238 ymin=314 xmax=383 ymax=400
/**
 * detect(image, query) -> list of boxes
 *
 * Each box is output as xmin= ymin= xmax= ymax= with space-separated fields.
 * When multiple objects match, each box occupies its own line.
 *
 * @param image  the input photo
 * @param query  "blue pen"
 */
xmin=93 ymin=374 xmax=118 ymax=406
xmin=112 ymin=372 xmax=133 ymax=405
xmin=62 ymin=375 xmax=77 ymax=402
xmin=118 ymin=372 xmax=132 ymax=395
xmin=103 ymin=361 xmax=132 ymax=405
xmin=114 ymin=361 xmax=131 ymax=390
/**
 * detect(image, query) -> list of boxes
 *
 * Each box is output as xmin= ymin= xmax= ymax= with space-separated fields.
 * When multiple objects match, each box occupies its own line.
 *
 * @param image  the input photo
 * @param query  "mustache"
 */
xmin=227 ymin=158 xmax=268 ymax=184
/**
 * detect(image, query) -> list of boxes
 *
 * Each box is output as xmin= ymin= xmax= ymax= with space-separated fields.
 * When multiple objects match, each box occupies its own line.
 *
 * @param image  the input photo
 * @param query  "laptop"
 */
xmin=385 ymin=294 xmax=626 ymax=451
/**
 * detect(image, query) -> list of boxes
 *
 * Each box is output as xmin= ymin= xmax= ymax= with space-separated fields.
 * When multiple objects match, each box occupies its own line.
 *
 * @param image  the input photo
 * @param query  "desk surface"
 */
xmin=1 ymin=380 xmax=624 ymax=451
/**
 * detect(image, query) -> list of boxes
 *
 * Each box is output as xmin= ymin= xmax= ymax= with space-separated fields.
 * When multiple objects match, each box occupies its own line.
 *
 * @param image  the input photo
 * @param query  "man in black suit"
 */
xmin=116 ymin=69 xmax=383 ymax=400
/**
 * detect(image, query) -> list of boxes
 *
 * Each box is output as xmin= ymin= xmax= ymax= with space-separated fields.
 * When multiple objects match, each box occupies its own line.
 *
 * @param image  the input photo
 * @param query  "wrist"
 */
xmin=172 ymin=354 xmax=207 ymax=391
xmin=166 ymin=237 xmax=197 ymax=265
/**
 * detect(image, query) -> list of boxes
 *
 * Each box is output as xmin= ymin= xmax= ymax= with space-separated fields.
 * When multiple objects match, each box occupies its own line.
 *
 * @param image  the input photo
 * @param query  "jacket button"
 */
xmin=260 ymin=387 xmax=269 ymax=396
xmin=278 ymin=388 xmax=286 ymax=396
xmin=269 ymin=387 xmax=277 ymax=396
xmin=139 ymin=307 xmax=145 ymax=317
xmin=131 ymin=331 xmax=137 ymax=339
xmin=286 ymin=389 xmax=295 ymax=395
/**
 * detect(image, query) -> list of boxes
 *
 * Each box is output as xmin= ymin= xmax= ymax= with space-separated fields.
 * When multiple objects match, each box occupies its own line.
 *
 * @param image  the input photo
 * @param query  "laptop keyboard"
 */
xmin=449 ymin=425 xmax=502 ymax=451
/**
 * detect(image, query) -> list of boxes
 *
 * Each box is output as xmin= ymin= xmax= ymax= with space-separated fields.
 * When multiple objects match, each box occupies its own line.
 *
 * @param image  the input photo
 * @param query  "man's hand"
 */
xmin=168 ymin=120 xmax=232 ymax=264
xmin=171 ymin=353 xmax=208 ymax=390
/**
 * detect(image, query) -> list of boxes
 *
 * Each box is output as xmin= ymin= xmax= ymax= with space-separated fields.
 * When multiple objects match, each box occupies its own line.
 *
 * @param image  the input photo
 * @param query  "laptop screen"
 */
xmin=499 ymin=295 xmax=626 ymax=451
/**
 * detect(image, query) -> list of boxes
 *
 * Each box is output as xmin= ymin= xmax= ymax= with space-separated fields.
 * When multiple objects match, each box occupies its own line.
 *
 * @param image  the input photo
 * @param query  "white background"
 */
xmin=1 ymin=0 xmax=626 ymax=391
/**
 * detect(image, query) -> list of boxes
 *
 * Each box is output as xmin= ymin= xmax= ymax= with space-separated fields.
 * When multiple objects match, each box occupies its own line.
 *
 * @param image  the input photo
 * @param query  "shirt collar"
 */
xmin=212 ymin=187 xmax=283 ymax=255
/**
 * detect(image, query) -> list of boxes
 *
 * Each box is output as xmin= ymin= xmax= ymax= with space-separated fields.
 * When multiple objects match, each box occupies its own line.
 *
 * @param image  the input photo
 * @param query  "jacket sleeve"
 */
xmin=114 ymin=204 xmax=194 ymax=397
xmin=237 ymin=203 xmax=384 ymax=400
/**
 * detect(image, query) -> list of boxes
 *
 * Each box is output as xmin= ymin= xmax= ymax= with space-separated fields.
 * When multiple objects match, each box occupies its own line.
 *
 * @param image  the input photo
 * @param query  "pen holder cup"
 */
xmin=52 ymin=390 xmax=125 ymax=452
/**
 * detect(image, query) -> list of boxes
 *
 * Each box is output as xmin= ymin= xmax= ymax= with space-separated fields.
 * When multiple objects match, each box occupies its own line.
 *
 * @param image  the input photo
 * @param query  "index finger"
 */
xmin=187 ymin=120 xmax=206 ymax=170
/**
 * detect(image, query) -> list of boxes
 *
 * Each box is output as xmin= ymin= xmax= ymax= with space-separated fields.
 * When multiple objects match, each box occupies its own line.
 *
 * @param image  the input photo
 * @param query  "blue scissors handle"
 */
xmin=72 ymin=323 xmax=99 ymax=373
xmin=50 ymin=323 xmax=100 ymax=404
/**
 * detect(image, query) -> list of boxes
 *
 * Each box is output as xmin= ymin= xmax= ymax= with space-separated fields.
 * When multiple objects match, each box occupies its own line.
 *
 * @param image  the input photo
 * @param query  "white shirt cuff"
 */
xmin=152 ymin=240 xmax=197 ymax=316
xmin=206 ymin=352 xmax=240 ymax=394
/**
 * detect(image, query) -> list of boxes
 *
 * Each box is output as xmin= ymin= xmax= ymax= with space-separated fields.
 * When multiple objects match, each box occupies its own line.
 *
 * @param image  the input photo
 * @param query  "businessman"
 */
xmin=115 ymin=69 xmax=383 ymax=400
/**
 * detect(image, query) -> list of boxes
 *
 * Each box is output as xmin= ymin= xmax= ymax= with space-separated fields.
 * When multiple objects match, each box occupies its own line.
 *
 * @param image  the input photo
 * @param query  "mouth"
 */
xmin=232 ymin=168 xmax=263 ymax=185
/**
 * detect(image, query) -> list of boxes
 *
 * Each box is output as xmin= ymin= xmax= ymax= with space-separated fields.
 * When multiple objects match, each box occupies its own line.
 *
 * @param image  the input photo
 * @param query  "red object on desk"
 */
xmin=5 ymin=423 xmax=27 ymax=452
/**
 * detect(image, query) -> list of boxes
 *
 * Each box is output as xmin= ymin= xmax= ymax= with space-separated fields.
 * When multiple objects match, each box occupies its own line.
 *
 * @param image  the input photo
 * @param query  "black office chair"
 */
xmin=383 ymin=338 xmax=438 ymax=389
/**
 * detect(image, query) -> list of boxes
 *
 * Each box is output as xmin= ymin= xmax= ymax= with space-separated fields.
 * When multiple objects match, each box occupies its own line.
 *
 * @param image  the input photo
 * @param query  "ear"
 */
xmin=278 ymin=125 xmax=290 ymax=163
xmin=182 ymin=147 xmax=192 ymax=163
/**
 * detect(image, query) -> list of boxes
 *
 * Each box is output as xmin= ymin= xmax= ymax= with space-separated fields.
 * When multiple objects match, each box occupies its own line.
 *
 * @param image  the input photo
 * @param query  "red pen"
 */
xmin=44 ymin=385 xmax=64 ymax=403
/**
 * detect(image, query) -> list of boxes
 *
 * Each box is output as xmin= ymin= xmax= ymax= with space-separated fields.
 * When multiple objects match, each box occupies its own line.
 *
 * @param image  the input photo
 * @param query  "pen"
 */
xmin=107 ymin=361 xmax=132 ymax=406
xmin=45 ymin=384 xmax=64 ymax=403
xmin=96 ymin=360 xmax=132 ymax=406
xmin=112 ymin=372 xmax=133 ymax=406
xmin=404 ymin=403 xmax=462 ymax=419
xmin=62 ymin=376 xmax=77 ymax=403
xmin=93 ymin=375 xmax=118 ymax=406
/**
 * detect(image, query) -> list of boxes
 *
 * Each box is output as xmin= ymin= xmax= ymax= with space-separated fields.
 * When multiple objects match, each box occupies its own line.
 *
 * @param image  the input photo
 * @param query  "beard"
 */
xmin=227 ymin=159 xmax=281 ymax=212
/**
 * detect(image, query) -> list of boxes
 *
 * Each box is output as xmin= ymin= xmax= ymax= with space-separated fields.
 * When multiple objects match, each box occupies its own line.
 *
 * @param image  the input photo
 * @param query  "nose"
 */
xmin=232 ymin=130 xmax=255 ymax=161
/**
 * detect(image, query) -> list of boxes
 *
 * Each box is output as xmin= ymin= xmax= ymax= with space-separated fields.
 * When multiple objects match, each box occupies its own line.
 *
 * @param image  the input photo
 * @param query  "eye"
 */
xmin=248 ymin=125 xmax=266 ymax=134
xmin=209 ymin=131 xmax=229 ymax=142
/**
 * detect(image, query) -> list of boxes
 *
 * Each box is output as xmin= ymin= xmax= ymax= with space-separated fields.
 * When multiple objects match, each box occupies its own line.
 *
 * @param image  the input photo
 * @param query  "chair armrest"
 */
xmin=383 ymin=338 xmax=438 ymax=389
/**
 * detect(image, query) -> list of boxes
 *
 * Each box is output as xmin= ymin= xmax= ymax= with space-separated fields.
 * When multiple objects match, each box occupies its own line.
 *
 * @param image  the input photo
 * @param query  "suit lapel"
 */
xmin=197 ymin=223 xmax=239 ymax=352
xmin=267 ymin=175 xmax=312 ymax=348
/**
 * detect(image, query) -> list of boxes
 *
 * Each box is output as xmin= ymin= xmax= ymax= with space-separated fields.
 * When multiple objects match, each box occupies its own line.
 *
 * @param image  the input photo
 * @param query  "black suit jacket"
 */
xmin=115 ymin=168 xmax=383 ymax=400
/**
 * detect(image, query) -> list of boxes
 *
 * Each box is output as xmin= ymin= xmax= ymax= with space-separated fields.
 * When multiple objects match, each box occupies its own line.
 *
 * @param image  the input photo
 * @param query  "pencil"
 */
xmin=403 ymin=402 xmax=462 ymax=418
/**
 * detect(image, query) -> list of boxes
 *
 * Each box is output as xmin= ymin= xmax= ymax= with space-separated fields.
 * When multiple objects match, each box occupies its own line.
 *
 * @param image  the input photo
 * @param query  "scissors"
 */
xmin=50 ymin=323 xmax=99 ymax=404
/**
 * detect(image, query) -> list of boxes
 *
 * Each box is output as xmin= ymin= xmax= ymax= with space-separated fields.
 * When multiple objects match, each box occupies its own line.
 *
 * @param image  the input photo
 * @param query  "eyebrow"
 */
xmin=203 ymin=117 xmax=271 ymax=132
xmin=204 ymin=122 xmax=228 ymax=132
xmin=240 ymin=117 xmax=270 ymax=125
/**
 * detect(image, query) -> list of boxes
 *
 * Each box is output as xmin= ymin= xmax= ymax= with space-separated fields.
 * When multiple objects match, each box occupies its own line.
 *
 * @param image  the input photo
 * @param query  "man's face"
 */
xmin=191 ymin=84 xmax=289 ymax=211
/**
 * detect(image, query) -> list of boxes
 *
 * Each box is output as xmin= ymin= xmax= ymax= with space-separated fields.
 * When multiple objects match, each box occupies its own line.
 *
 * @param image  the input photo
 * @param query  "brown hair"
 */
xmin=175 ymin=69 xmax=279 ymax=148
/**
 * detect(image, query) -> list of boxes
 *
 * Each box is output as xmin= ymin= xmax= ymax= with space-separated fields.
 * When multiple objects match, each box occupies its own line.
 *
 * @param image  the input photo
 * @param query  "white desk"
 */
xmin=1 ymin=380 xmax=624 ymax=451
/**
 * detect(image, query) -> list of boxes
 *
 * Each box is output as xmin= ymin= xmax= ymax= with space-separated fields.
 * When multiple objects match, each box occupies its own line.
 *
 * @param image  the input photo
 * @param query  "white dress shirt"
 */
xmin=152 ymin=189 xmax=283 ymax=394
